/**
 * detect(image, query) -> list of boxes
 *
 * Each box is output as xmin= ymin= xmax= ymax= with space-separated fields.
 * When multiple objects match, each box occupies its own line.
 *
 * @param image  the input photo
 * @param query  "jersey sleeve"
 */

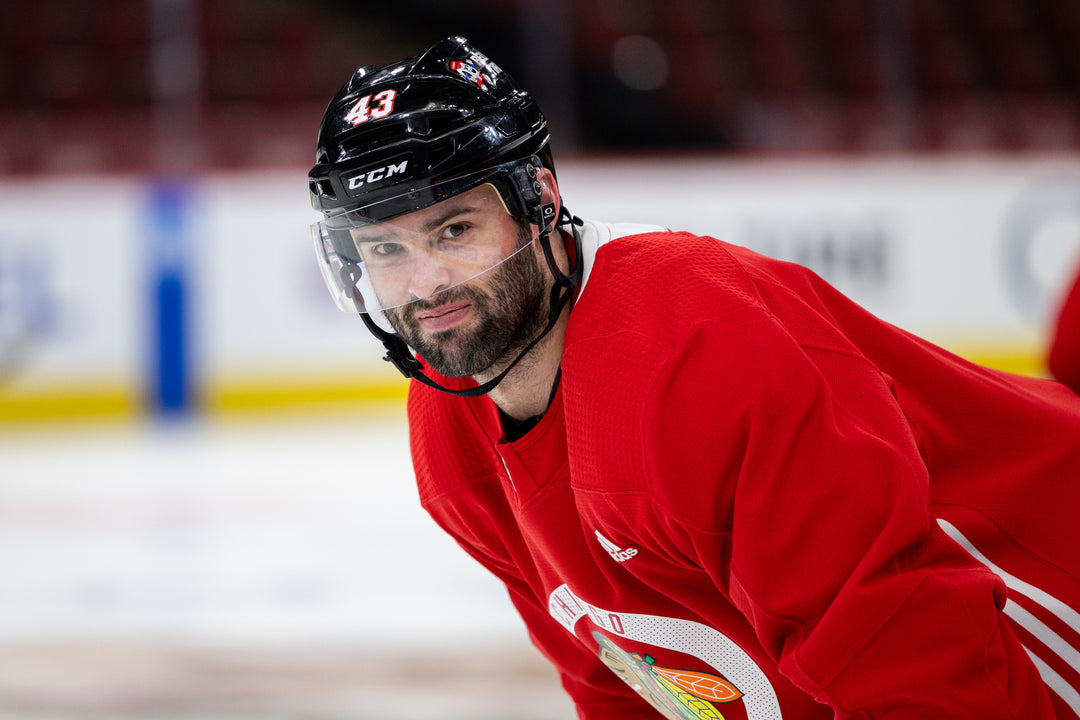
xmin=641 ymin=302 xmax=1056 ymax=717
xmin=420 ymin=496 xmax=659 ymax=719
xmin=505 ymin=583 xmax=663 ymax=720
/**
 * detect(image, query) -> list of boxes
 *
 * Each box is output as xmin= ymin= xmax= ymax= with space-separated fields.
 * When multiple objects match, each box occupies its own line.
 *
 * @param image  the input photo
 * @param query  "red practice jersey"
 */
xmin=407 ymin=222 xmax=1080 ymax=719
xmin=1050 ymin=264 xmax=1080 ymax=395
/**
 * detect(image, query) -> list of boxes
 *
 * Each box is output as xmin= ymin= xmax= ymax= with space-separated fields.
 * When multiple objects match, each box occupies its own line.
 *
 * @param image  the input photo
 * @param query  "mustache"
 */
xmin=387 ymin=285 xmax=488 ymax=334
xmin=405 ymin=285 xmax=483 ymax=314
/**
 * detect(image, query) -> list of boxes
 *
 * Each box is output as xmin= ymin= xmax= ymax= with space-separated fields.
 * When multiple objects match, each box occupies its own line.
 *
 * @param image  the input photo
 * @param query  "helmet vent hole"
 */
xmin=427 ymin=139 xmax=454 ymax=168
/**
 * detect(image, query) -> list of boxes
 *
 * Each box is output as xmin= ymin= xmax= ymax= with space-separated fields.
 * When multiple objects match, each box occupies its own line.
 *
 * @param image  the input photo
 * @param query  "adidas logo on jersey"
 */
xmin=596 ymin=530 xmax=638 ymax=562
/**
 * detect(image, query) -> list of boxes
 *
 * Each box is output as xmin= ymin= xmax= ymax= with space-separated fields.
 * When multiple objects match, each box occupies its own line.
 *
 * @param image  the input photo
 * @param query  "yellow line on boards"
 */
xmin=201 ymin=378 xmax=409 ymax=415
xmin=0 ymin=346 xmax=1057 ymax=424
xmin=0 ymin=387 xmax=139 ymax=424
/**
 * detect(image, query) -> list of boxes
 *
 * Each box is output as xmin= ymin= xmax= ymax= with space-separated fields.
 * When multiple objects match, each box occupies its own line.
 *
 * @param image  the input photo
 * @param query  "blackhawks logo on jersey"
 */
xmin=594 ymin=632 xmax=743 ymax=720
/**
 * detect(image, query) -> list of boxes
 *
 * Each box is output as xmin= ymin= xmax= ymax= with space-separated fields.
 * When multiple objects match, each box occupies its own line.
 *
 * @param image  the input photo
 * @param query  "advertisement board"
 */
xmin=2 ymin=157 xmax=1078 ymax=421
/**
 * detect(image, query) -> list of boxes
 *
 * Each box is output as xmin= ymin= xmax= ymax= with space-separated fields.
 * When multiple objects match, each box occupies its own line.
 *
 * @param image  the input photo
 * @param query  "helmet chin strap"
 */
xmin=360 ymin=206 xmax=584 ymax=398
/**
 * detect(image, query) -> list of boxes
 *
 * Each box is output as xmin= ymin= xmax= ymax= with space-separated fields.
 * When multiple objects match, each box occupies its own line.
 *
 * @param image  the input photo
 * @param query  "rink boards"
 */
xmin=2 ymin=155 xmax=1079 ymax=422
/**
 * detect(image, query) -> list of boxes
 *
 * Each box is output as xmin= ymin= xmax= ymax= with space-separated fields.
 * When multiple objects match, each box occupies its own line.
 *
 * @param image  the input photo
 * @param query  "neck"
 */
xmin=480 ymin=303 xmax=568 ymax=421
xmin=480 ymin=224 xmax=576 ymax=420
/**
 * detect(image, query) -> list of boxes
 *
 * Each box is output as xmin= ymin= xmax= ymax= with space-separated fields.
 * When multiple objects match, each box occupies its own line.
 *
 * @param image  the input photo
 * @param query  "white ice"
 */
xmin=0 ymin=410 xmax=574 ymax=719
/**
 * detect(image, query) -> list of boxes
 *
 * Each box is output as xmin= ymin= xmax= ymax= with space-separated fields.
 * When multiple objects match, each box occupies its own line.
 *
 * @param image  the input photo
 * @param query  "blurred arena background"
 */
xmin=1 ymin=1 xmax=1079 ymax=718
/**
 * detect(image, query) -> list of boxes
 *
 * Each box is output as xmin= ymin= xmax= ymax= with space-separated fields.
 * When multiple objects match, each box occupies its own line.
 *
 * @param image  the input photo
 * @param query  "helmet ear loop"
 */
xmin=340 ymin=263 xmax=422 ymax=376
xmin=528 ymin=160 xmax=578 ymax=290
xmin=537 ymin=201 xmax=582 ymax=291
xmin=338 ymin=261 xmax=363 ymax=298
xmin=356 ymin=293 xmax=423 ymax=376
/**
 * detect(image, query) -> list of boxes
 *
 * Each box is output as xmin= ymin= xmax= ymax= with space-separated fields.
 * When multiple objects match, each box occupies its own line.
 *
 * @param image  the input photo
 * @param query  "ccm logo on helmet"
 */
xmin=345 ymin=160 xmax=409 ymax=192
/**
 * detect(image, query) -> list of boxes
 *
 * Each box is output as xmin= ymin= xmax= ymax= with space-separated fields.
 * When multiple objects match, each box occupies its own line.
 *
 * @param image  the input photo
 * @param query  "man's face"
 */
xmin=349 ymin=183 xmax=549 ymax=377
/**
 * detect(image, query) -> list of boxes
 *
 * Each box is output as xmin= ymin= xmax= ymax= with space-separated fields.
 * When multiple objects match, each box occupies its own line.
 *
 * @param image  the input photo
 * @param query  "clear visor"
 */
xmin=312 ymin=181 xmax=539 ymax=313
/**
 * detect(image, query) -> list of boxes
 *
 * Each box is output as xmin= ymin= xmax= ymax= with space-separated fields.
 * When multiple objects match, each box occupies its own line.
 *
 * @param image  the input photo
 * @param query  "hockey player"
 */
xmin=308 ymin=36 xmax=1080 ymax=719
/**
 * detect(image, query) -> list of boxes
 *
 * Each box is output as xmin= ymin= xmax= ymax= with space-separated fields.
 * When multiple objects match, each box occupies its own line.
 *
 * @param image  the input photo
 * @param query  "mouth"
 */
xmin=413 ymin=301 xmax=472 ymax=332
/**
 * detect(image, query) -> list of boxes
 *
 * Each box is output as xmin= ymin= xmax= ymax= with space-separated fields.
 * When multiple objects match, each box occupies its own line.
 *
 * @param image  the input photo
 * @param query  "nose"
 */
xmin=407 ymin=249 xmax=453 ymax=301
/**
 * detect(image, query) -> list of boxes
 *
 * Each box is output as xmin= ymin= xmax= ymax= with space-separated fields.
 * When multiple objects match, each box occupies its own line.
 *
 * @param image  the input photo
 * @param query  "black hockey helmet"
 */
xmin=309 ymin=35 xmax=554 ymax=229
xmin=307 ymin=36 xmax=582 ymax=397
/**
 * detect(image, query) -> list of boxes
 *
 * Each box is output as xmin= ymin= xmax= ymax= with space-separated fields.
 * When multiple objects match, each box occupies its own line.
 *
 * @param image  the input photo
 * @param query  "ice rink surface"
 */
xmin=0 ymin=408 xmax=575 ymax=719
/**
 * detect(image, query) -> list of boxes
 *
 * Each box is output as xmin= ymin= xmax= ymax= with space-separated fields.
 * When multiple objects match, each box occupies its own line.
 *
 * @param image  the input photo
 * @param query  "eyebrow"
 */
xmin=352 ymin=230 xmax=396 ymax=245
xmin=419 ymin=203 xmax=480 ymax=233
xmin=351 ymin=202 xmax=482 ymax=244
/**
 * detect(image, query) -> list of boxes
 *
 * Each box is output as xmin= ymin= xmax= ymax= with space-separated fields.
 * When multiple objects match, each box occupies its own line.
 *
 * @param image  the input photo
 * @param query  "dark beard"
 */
xmin=385 ymin=231 xmax=549 ymax=378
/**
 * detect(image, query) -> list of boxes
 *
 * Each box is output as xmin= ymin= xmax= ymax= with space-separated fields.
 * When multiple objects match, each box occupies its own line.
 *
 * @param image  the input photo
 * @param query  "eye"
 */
xmin=371 ymin=241 xmax=405 ymax=257
xmin=441 ymin=222 xmax=469 ymax=240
